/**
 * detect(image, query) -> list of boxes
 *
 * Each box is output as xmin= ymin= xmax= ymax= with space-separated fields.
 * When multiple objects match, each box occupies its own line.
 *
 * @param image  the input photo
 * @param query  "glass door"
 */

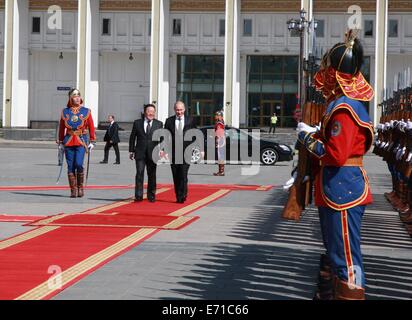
xmin=260 ymin=100 xmax=281 ymax=127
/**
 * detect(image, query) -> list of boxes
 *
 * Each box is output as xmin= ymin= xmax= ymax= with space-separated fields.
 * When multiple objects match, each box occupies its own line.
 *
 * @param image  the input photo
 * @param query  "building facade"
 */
xmin=1 ymin=0 xmax=412 ymax=129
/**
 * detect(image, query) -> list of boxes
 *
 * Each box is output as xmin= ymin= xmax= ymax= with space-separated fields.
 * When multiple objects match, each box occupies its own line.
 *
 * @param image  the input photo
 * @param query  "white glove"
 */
xmin=296 ymin=122 xmax=317 ymax=135
xmin=58 ymin=143 xmax=64 ymax=150
xmin=88 ymin=143 xmax=95 ymax=150
xmin=400 ymin=121 xmax=407 ymax=131
xmin=396 ymin=147 xmax=403 ymax=160
xmin=283 ymin=171 xmax=298 ymax=191
xmin=407 ymin=121 xmax=412 ymax=130
xmin=401 ymin=146 xmax=407 ymax=157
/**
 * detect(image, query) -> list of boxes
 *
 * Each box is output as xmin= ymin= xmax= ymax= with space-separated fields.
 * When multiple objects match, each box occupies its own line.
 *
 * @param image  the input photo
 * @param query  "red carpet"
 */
xmin=28 ymin=213 xmax=199 ymax=229
xmin=0 ymin=226 xmax=158 ymax=300
xmin=0 ymin=185 xmax=241 ymax=300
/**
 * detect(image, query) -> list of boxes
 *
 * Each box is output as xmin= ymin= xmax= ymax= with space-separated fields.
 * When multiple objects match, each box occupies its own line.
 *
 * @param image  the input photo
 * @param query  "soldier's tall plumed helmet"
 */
xmin=314 ymin=29 xmax=374 ymax=102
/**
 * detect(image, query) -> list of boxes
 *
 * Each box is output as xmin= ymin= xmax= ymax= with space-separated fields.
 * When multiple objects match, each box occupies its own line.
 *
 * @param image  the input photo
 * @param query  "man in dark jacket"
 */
xmin=129 ymin=104 xmax=164 ymax=202
xmin=164 ymin=101 xmax=197 ymax=203
xmin=100 ymin=115 xmax=121 ymax=164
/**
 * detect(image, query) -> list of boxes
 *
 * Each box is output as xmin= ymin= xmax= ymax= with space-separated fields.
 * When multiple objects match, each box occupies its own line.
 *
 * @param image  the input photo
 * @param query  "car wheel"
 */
xmin=261 ymin=148 xmax=278 ymax=165
xmin=191 ymin=146 xmax=201 ymax=164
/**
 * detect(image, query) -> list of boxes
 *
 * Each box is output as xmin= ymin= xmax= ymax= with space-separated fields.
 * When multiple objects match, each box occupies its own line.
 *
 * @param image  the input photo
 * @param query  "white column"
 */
xmin=2 ymin=0 xmax=29 ymax=128
xmin=77 ymin=0 xmax=99 ymax=125
xmin=374 ymin=0 xmax=388 ymax=125
xmin=301 ymin=0 xmax=313 ymax=59
xmin=223 ymin=0 xmax=240 ymax=127
xmin=150 ymin=0 xmax=170 ymax=123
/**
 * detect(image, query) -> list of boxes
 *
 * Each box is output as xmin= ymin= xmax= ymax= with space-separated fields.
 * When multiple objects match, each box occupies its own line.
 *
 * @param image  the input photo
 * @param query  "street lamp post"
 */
xmin=287 ymin=9 xmax=318 ymax=115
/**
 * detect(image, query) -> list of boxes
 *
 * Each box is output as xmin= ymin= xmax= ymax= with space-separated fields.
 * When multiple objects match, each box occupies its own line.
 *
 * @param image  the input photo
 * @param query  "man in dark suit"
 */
xmin=129 ymin=104 xmax=163 ymax=203
xmin=100 ymin=115 xmax=121 ymax=164
xmin=164 ymin=101 xmax=197 ymax=203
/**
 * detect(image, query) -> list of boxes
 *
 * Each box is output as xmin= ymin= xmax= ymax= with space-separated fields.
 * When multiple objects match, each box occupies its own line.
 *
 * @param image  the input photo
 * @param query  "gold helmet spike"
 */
xmin=344 ymin=29 xmax=359 ymax=49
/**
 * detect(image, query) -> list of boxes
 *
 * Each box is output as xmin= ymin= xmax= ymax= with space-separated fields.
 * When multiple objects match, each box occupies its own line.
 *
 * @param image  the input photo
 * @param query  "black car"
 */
xmin=191 ymin=126 xmax=294 ymax=165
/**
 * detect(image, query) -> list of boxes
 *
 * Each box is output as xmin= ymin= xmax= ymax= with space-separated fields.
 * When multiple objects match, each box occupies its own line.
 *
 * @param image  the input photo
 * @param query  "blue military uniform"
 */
xmin=298 ymin=30 xmax=374 ymax=299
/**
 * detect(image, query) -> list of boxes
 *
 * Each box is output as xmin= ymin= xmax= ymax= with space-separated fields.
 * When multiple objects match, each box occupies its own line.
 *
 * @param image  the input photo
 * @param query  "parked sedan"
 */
xmin=191 ymin=126 xmax=294 ymax=165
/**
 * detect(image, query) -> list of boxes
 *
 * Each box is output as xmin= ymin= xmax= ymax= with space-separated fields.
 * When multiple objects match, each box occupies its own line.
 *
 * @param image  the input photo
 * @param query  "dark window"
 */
xmin=148 ymin=19 xmax=151 ymax=36
xmin=176 ymin=55 xmax=224 ymax=126
xmin=364 ymin=20 xmax=373 ymax=37
xmin=246 ymin=55 xmax=299 ymax=128
xmin=173 ymin=19 xmax=182 ymax=36
xmin=219 ymin=19 xmax=225 ymax=37
xmin=102 ymin=18 xmax=111 ymax=35
xmin=315 ymin=20 xmax=325 ymax=38
xmin=32 ymin=17 xmax=41 ymax=34
xmin=243 ymin=19 xmax=252 ymax=37
xmin=389 ymin=19 xmax=398 ymax=38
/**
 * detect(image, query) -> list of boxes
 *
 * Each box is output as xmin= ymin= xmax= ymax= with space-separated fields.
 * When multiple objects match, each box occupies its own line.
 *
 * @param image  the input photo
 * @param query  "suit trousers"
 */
xmin=171 ymin=164 xmax=190 ymax=200
xmin=135 ymin=158 xmax=157 ymax=200
xmin=104 ymin=142 xmax=120 ymax=163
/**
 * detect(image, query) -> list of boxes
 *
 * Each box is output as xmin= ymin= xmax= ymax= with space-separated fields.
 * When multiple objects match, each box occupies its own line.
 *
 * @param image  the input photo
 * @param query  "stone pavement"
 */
xmin=0 ymin=144 xmax=411 ymax=300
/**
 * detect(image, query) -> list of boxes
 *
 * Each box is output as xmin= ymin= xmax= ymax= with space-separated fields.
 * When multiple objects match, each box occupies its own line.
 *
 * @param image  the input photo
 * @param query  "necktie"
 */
xmin=178 ymin=117 xmax=183 ymax=133
xmin=146 ymin=120 xmax=151 ymax=135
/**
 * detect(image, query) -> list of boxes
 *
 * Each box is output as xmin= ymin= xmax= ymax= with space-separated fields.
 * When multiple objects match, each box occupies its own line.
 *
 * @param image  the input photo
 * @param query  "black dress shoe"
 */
xmin=176 ymin=198 xmax=184 ymax=203
xmin=148 ymin=198 xmax=156 ymax=203
xmin=113 ymin=162 xmax=120 ymax=165
xmin=134 ymin=197 xmax=143 ymax=202
xmin=100 ymin=160 xmax=108 ymax=164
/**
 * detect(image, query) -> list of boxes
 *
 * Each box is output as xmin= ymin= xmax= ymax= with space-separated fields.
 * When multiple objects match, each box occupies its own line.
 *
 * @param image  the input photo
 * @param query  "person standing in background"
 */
xmin=213 ymin=111 xmax=226 ymax=176
xmin=100 ymin=115 xmax=121 ymax=165
xmin=269 ymin=112 xmax=278 ymax=134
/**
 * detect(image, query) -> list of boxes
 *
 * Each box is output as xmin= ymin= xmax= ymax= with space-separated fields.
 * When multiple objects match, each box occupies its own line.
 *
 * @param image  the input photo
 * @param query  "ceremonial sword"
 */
xmin=85 ymin=144 xmax=92 ymax=187
xmin=56 ymin=144 xmax=65 ymax=184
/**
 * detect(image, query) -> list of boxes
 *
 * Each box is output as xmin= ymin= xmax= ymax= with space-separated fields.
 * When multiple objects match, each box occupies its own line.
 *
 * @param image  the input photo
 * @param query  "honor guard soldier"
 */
xmin=213 ymin=111 xmax=226 ymax=176
xmin=297 ymin=30 xmax=374 ymax=299
xmin=57 ymin=89 xmax=96 ymax=198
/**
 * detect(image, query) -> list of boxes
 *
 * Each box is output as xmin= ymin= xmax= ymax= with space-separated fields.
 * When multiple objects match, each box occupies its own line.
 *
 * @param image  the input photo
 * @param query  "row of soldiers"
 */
xmin=373 ymin=74 xmax=412 ymax=236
